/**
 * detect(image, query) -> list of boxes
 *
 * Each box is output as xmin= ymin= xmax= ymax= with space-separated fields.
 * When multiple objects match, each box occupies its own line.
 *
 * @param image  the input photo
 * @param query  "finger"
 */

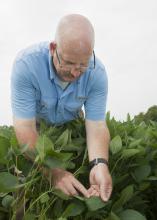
xmin=69 ymin=187 xmax=79 ymax=196
xmin=63 ymin=182 xmax=79 ymax=196
xmin=91 ymin=190 xmax=100 ymax=197
xmin=56 ymin=186 xmax=71 ymax=196
xmin=91 ymin=185 xmax=100 ymax=192
xmin=87 ymin=187 xmax=93 ymax=194
xmin=95 ymin=191 xmax=100 ymax=197
xmin=72 ymin=179 xmax=90 ymax=198
xmin=89 ymin=189 xmax=99 ymax=197
xmin=88 ymin=185 xmax=100 ymax=195
xmin=88 ymin=184 xmax=99 ymax=191
xmin=88 ymin=188 xmax=96 ymax=196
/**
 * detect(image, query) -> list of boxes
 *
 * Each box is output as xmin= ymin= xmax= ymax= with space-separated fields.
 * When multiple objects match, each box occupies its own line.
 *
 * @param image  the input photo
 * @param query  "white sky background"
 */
xmin=0 ymin=0 xmax=157 ymax=125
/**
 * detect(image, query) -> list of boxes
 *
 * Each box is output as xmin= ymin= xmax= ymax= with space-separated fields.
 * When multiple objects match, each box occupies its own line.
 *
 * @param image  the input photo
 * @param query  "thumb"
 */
xmin=100 ymin=183 xmax=109 ymax=202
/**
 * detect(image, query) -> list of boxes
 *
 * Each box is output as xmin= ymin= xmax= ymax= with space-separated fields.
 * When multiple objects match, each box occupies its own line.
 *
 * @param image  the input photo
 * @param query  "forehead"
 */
xmin=58 ymin=47 xmax=92 ymax=63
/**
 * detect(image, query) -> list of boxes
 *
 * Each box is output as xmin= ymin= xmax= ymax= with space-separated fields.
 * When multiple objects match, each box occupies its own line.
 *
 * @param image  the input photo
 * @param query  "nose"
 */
xmin=70 ymin=68 xmax=81 ymax=77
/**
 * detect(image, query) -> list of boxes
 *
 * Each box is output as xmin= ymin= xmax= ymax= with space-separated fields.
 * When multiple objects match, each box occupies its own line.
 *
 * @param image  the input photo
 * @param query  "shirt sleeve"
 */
xmin=11 ymin=59 xmax=36 ymax=119
xmin=84 ymin=67 xmax=108 ymax=121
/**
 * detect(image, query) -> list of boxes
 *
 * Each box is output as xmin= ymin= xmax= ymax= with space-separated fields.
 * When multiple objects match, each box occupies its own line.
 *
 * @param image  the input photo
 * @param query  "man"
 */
xmin=11 ymin=14 xmax=112 ymax=202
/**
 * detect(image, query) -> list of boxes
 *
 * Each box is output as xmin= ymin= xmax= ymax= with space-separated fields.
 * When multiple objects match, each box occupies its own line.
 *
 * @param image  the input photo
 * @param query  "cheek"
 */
xmin=53 ymin=59 xmax=59 ymax=70
xmin=58 ymin=69 xmax=66 ymax=75
xmin=53 ymin=62 xmax=64 ymax=74
xmin=53 ymin=57 xmax=62 ymax=72
xmin=57 ymin=69 xmax=71 ymax=78
xmin=52 ymin=60 xmax=70 ymax=76
xmin=60 ymin=68 xmax=71 ymax=75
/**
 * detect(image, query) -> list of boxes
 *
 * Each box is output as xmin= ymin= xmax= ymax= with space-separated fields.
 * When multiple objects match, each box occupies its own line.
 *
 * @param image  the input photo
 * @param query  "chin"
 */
xmin=63 ymin=77 xmax=76 ymax=82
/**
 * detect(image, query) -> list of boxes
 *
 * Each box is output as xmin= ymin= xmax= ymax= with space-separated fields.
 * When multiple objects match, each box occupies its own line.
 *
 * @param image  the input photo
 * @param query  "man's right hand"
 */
xmin=50 ymin=168 xmax=90 ymax=198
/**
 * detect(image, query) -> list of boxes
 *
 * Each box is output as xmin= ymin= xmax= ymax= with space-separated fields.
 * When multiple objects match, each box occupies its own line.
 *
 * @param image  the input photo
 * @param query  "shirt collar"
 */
xmin=48 ymin=47 xmax=55 ymax=80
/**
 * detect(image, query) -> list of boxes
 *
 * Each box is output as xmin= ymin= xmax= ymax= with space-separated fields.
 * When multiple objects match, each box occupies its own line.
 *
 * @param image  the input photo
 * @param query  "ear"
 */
xmin=49 ymin=41 xmax=57 ymax=55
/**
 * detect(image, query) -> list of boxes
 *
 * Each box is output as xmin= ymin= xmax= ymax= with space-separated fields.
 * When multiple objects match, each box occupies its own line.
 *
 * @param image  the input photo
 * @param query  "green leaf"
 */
xmin=53 ymin=189 xmax=70 ymax=200
xmin=113 ymin=174 xmax=129 ymax=185
xmin=43 ymin=153 xmax=73 ymax=169
xmin=106 ymin=211 xmax=121 ymax=220
xmin=84 ymin=196 xmax=107 ymax=211
xmin=58 ymin=218 xmax=67 ymax=220
xmin=55 ymin=129 xmax=69 ymax=147
xmin=43 ymin=134 xmax=54 ymax=153
xmin=122 ymin=149 xmax=140 ymax=158
xmin=0 ymin=137 xmax=10 ymax=164
xmin=0 ymin=128 xmax=11 ymax=139
xmin=65 ymin=161 xmax=75 ymax=169
xmin=61 ymin=144 xmax=82 ymax=153
xmin=0 ymin=172 xmax=19 ymax=193
xmin=147 ymin=176 xmax=157 ymax=180
xmin=74 ymin=166 xmax=88 ymax=177
xmin=40 ymin=193 xmax=50 ymax=203
xmin=73 ymin=195 xmax=85 ymax=201
xmin=53 ymin=199 xmax=64 ymax=218
xmin=110 ymin=135 xmax=122 ymax=154
xmin=0 ymin=193 xmax=8 ymax=198
xmin=17 ymin=156 xmax=33 ymax=176
xmin=118 ymin=209 xmax=147 ymax=220
xmin=62 ymin=200 xmax=85 ymax=217
xmin=45 ymin=150 xmax=73 ymax=161
xmin=2 ymin=195 xmax=14 ymax=208
xmin=0 ymin=211 xmax=7 ymax=219
xmin=128 ymin=139 xmax=142 ymax=148
xmin=20 ymin=144 xmax=30 ymax=154
xmin=10 ymin=133 xmax=19 ymax=149
xmin=134 ymin=165 xmax=151 ymax=182
xmin=139 ymin=182 xmax=150 ymax=191
xmin=44 ymin=156 xmax=65 ymax=169
xmin=120 ymin=185 xmax=134 ymax=203
xmin=127 ymin=113 xmax=131 ymax=122
xmin=36 ymin=135 xmax=54 ymax=161
xmin=112 ymin=185 xmax=134 ymax=211
xmin=72 ymin=137 xmax=85 ymax=147
xmin=23 ymin=213 xmax=36 ymax=220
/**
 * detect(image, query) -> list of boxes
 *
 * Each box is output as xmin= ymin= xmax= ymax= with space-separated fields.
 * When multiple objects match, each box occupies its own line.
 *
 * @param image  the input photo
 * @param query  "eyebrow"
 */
xmin=60 ymin=54 xmax=86 ymax=65
xmin=60 ymin=54 xmax=75 ymax=64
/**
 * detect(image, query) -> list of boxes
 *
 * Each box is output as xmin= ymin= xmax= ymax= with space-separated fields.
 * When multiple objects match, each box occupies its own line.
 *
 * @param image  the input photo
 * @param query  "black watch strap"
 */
xmin=89 ymin=158 xmax=108 ymax=170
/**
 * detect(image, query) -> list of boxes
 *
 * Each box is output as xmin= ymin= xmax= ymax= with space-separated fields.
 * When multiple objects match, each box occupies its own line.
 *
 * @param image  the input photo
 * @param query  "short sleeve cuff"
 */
xmin=85 ymin=111 xmax=106 ymax=121
xmin=12 ymin=109 xmax=36 ymax=119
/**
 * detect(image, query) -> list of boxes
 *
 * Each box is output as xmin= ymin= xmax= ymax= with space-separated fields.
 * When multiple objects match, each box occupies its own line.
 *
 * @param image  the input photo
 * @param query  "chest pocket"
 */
xmin=64 ymin=96 xmax=87 ymax=113
xmin=77 ymin=96 xmax=87 ymax=105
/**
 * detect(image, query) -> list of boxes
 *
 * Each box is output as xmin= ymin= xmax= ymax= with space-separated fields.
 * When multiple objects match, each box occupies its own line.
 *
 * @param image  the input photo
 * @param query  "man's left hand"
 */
xmin=88 ymin=163 xmax=112 ymax=202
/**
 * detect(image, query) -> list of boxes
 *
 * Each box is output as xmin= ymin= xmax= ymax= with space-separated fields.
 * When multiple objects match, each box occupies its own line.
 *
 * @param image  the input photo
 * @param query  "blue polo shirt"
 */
xmin=11 ymin=42 xmax=108 ymax=125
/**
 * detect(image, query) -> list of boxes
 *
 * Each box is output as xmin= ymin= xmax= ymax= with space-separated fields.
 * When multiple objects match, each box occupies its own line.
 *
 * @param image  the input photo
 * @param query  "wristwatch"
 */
xmin=89 ymin=158 xmax=108 ymax=170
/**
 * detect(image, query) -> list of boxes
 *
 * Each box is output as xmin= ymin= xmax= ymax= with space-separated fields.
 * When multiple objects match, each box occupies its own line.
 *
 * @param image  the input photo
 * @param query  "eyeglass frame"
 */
xmin=55 ymin=48 xmax=95 ymax=71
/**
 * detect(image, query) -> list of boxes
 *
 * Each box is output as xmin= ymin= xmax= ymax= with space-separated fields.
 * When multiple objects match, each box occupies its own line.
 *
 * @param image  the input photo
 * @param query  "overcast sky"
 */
xmin=0 ymin=0 xmax=157 ymax=125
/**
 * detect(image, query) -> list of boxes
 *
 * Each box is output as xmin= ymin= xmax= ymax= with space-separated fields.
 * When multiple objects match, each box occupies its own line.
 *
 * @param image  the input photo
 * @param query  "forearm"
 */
xmin=13 ymin=118 xmax=55 ymax=181
xmin=16 ymin=127 xmax=38 ymax=148
xmin=85 ymin=120 xmax=110 ymax=162
xmin=15 ymin=126 xmax=39 ymax=160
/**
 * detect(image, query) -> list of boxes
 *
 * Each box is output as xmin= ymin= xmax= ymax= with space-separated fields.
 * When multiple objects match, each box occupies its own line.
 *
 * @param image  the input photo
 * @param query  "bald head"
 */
xmin=55 ymin=14 xmax=95 ymax=55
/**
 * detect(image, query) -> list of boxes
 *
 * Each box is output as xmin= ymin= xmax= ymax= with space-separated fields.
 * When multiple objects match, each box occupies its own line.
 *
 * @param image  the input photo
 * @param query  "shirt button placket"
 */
xmin=58 ymin=98 xmax=63 ymax=115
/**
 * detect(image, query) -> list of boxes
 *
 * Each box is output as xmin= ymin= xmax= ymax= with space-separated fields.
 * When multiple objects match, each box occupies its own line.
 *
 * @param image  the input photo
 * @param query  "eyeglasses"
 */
xmin=55 ymin=48 xmax=95 ymax=71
